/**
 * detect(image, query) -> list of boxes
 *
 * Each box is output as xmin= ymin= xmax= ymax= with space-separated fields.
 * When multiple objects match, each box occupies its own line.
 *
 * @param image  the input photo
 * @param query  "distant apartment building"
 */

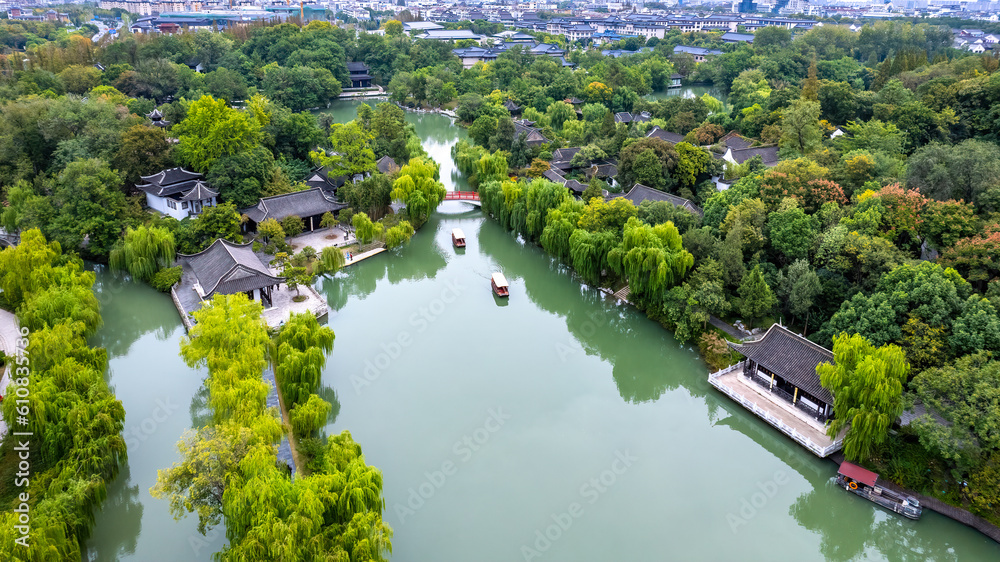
xmin=98 ymin=0 xmax=187 ymax=16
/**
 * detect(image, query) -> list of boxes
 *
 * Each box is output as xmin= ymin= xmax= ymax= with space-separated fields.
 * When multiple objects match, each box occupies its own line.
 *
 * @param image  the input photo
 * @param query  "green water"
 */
xmin=645 ymin=85 xmax=725 ymax=102
xmin=84 ymin=270 xmax=226 ymax=561
xmin=81 ymin=101 xmax=1000 ymax=561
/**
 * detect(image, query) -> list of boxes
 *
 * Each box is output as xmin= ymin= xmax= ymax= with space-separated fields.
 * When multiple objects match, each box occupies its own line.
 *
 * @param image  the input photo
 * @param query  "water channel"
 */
xmin=83 ymin=100 xmax=1000 ymax=561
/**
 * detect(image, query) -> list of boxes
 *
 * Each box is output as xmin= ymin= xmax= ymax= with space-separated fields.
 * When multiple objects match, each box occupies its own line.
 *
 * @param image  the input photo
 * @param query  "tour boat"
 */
xmin=836 ymin=462 xmax=922 ymax=520
xmin=491 ymin=272 xmax=509 ymax=297
xmin=452 ymin=228 xmax=466 ymax=248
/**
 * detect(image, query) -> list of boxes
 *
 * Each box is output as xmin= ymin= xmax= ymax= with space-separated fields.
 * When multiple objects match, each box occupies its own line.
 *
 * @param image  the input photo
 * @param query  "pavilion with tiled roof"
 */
xmin=177 ymin=239 xmax=284 ymax=307
xmin=241 ymin=188 xmax=347 ymax=233
xmin=728 ymin=324 xmax=835 ymax=421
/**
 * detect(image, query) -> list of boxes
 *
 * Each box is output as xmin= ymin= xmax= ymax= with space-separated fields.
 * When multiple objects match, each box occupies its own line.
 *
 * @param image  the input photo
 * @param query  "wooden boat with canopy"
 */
xmin=491 ymin=272 xmax=509 ymax=297
xmin=836 ymin=461 xmax=922 ymax=520
xmin=452 ymin=228 xmax=466 ymax=248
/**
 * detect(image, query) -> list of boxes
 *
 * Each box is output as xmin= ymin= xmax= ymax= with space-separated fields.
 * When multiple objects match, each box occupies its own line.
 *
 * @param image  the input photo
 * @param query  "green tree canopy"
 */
xmin=819 ymin=333 xmax=910 ymax=462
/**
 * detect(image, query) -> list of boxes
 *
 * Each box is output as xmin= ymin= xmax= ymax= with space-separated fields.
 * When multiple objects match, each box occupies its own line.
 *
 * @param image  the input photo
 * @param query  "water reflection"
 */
xmin=85 ymin=465 xmax=143 ymax=562
xmin=476 ymin=221 xmax=705 ymax=404
xmin=791 ymin=479 xmax=877 ymax=561
xmin=88 ymin=267 xmax=180 ymax=357
xmin=189 ymin=383 xmax=212 ymax=429
xmin=315 ymin=385 xmax=341 ymax=425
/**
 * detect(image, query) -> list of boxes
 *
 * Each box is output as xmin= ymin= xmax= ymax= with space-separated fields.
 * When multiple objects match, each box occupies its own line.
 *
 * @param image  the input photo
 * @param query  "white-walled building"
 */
xmin=137 ymin=168 xmax=219 ymax=220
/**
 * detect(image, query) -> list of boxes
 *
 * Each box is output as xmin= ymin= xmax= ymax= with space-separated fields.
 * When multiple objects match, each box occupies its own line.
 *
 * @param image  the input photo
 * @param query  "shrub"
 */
xmin=150 ymin=266 xmax=182 ymax=292
xmin=699 ymin=332 xmax=736 ymax=371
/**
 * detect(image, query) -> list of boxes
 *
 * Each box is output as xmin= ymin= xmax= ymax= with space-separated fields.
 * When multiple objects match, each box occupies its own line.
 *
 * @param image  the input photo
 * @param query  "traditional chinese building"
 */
xmin=729 ymin=324 xmax=835 ymax=422
xmin=708 ymin=324 xmax=843 ymax=457
xmin=136 ymin=168 xmax=218 ymax=220
xmin=241 ymin=188 xmax=347 ymax=234
xmin=177 ymin=238 xmax=284 ymax=307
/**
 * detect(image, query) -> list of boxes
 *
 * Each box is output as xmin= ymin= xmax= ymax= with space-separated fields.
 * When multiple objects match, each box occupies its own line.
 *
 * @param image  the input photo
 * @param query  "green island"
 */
xmin=0 ymin=9 xmax=1000 ymax=561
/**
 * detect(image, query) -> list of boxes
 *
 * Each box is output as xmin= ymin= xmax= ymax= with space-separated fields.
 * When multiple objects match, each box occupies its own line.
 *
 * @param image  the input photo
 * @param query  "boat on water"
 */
xmin=836 ymin=461 xmax=922 ymax=520
xmin=452 ymin=228 xmax=466 ymax=248
xmin=491 ymin=272 xmax=509 ymax=297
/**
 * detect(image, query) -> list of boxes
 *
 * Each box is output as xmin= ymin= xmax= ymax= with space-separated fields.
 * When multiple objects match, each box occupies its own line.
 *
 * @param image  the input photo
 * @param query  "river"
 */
xmin=83 ymin=100 xmax=1000 ymax=561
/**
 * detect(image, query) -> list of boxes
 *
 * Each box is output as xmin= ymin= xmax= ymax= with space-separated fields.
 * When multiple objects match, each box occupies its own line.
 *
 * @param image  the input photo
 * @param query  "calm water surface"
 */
xmin=83 ymin=101 xmax=1000 ymax=561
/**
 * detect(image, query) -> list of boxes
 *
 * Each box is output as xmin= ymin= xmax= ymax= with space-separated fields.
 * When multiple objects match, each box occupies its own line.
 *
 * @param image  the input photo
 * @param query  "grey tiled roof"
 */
xmin=376 ymin=156 xmax=400 ymax=174
xmin=180 ymin=181 xmax=218 ymax=201
xmin=647 ymin=126 xmax=685 ymax=144
xmin=551 ymin=147 xmax=581 ymax=168
xmin=178 ymin=239 xmax=283 ymax=297
xmin=137 ymin=168 xmax=204 ymax=197
xmin=729 ymin=324 xmax=835 ymax=405
xmin=140 ymin=167 xmax=201 ymax=186
xmin=720 ymin=131 xmax=753 ymax=150
xmin=728 ymin=146 xmax=780 ymax=166
xmin=620 ymin=184 xmax=703 ymax=216
xmin=542 ymin=169 xmax=567 ymax=184
xmin=242 ymin=188 xmax=347 ymax=224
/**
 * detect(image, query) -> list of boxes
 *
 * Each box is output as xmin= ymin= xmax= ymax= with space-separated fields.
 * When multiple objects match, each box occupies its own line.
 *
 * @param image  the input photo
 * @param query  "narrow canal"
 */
xmin=82 ymin=100 xmax=1000 ymax=561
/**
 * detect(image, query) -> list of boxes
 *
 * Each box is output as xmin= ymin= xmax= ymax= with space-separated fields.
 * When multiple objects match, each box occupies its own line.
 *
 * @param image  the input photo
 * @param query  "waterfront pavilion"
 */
xmin=709 ymin=324 xmax=843 ymax=457
xmin=177 ymin=239 xmax=283 ymax=308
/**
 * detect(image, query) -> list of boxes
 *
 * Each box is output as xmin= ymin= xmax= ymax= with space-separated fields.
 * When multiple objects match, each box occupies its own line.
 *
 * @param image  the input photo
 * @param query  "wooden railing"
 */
xmin=444 ymin=191 xmax=480 ymax=201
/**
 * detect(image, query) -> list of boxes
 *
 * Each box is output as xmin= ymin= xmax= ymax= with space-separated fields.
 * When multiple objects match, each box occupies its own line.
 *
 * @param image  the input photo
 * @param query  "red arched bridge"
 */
xmin=444 ymin=191 xmax=481 ymax=206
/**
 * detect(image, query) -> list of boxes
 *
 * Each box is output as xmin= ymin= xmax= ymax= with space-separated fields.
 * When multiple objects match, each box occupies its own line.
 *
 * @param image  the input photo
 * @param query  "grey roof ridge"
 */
xmin=734 ymin=323 xmax=833 ymax=359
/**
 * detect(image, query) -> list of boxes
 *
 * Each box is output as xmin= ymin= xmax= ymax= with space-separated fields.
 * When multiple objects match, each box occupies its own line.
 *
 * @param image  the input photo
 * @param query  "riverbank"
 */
xmin=828 ymin=451 xmax=1000 ymax=543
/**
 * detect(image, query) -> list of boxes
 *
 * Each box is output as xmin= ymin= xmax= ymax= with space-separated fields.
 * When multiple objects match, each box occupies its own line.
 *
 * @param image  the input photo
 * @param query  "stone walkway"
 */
xmin=0 ymin=308 xmax=21 ymax=438
xmin=261 ymin=281 xmax=328 ymax=329
xmin=286 ymin=227 xmax=354 ymax=253
xmin=343 ymin=247 xmax=385 ymax=267
xmin=712 ymin=364 xmax=843 ymax=457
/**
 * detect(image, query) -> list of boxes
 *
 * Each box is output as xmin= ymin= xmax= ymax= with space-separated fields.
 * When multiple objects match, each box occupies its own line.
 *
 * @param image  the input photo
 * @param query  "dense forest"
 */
xmin=2 ymin=12 xmax=1000 ymax=555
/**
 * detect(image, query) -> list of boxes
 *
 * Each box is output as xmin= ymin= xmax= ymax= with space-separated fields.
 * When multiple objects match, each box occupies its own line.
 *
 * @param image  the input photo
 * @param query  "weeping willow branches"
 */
xmin=109 ymin=225 xmax=176 ymax=282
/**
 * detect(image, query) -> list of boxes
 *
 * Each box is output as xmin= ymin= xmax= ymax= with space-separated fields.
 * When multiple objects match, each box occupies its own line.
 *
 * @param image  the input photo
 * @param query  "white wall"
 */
xmin=146 ymin=193 xmax=189 ymax=220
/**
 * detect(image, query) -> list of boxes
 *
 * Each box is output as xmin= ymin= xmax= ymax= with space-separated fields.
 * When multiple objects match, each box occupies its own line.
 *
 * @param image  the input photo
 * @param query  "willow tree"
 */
xmin=276 ymin=312 xmax=335 ymax=405
xmin=608 ymin=217 xmax=694 ymax=307
xmin=524 ymin=178 xmax=569 ymax=241
xmin=390 ymin=158 xmax=446 ymax=227
xmin=109 ymin=225 xmax=176 ymax=282
xmin=352 ymin=212 xmax=384 ymax=245
xmin=316 ymin=246 xmax=346 ymax=276
xmin=540 ymin=198 xmax=585 ymax=262
xmin=569 ymin=229 xmax=619 ymax=286
xmin=476 ymin=151 xmax=509 ymax=185
xmin=818 ymin=333 xmax=910 ymax=462
xmin=385 ymin=220 xmax=416 ymax=249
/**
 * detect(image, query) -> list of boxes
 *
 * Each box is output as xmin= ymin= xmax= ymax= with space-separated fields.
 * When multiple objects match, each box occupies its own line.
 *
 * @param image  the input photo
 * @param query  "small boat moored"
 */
xmin=452 ymin=228 xmax=466 ymax=248
xmin=836 ymin=461 xmax=922 ymax=520
xmin=491 ymin=272 xmax=509 ymax=297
